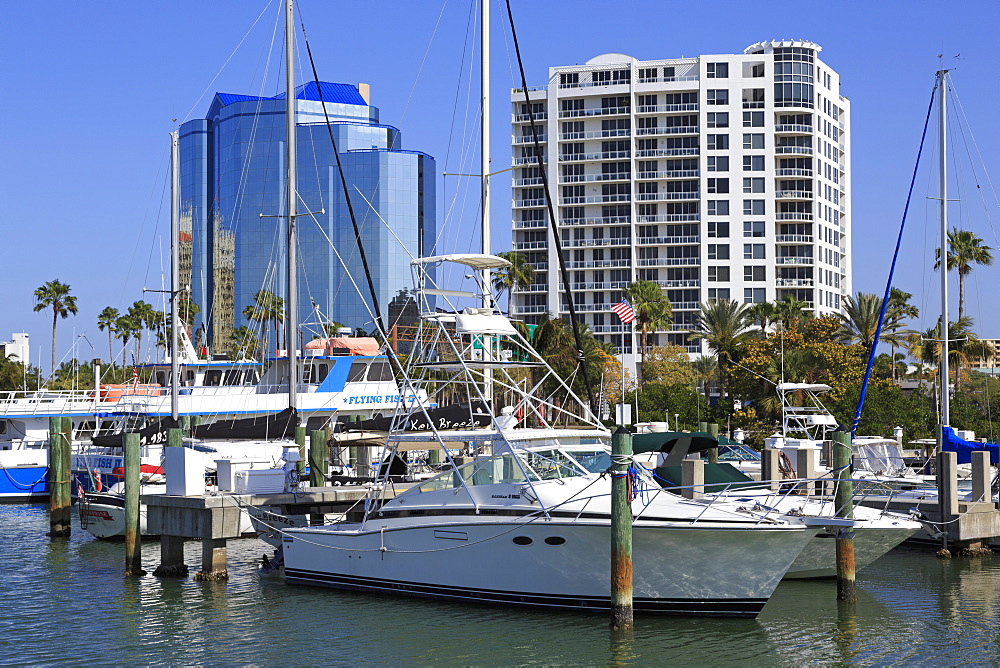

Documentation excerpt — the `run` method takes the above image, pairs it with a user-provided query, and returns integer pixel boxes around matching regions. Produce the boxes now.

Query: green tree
[97,306,120,366]
[115,314,140,366]
[243,290,285,356]
[640,344,695,386]
[837,292,904,351]
[772,295,813,331]
[626,280,673,354]
[745,301,777,333]
[126,300,156,362]
[935,227,994,322]
[229,326,261,361]
[886,288,919,382]
[32,279,78,375]
[691,354,718,398]
[0,355,40,393]
[492,251,535,313]
[688,300,755,412]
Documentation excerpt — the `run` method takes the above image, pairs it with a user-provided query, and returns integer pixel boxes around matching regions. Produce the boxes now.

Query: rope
[0,465,49,490]
[851,84,937,437]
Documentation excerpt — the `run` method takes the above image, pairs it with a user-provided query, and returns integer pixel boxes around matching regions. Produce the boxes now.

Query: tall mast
[938,69,949,429]
[284,0,299,409]
[481,0,493,403]
[170,131,180,422]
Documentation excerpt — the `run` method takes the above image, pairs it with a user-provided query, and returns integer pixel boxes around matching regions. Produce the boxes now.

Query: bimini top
[411,254,511,269]
[776,382,832,393]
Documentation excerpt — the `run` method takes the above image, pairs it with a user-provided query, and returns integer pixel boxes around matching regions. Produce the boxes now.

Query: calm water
[3,504,999,666]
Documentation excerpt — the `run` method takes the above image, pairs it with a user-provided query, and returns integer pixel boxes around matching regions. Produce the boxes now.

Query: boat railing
[0,389,112,415]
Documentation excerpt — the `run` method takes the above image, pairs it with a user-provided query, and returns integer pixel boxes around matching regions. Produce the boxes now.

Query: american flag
[610,300,636,324]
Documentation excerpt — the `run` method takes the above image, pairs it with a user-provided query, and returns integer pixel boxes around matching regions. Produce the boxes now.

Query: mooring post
[295,426,307,477]
[195,538,228,581]
[610,426,634,631]
[698,421,708,433]
[152,426,188,577]
[124,432,145,576]
[309,429,327,487]
[680,458,704,500]
[47,417,71,537]
[707,422,720,464]
[832,428,856,603]
[762,448,781,491]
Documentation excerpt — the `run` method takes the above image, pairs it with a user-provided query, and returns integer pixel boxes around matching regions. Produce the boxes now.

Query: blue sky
[4,0,1000,373]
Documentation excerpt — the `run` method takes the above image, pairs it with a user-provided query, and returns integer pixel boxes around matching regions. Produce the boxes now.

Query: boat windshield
[563,450,612,473]
[414,452,540,493]
[718,445,761,462]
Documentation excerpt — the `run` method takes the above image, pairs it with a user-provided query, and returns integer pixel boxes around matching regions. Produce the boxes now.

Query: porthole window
[512,536,533,546]
[544,536,566,546]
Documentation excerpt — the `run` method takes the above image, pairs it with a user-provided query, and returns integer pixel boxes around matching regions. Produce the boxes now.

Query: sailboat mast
[481,0,493,403]
[285,0,299,409]
[938,69,949,428]
[170,131,180,422]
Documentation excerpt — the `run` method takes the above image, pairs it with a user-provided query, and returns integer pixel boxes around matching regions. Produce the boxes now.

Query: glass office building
[179,81,435,349]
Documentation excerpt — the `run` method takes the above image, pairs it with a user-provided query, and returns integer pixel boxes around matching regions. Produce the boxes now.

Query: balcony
[520,283,548,292]
[558,150,631,162]
[513,177,544,186]
[776,278,814,287]
[590,325,632,333]
[657,279,700,287]
[775,190,813,200]
[559,173,630,184]
[636,126,699,136]
[636,235,700,245]
[561,281,631,291]
[774,124,813,134]
[775,234,814,244]
[635,147,699,158]
[775,256,814,265]
[635,191,699,201]
[512,156,542,166]
[775,146,813,155]
[636,257,699,267]
[636,213,700,223]
[636,170,700,180]
[512,240,548,250]
[512,111,548,123]
[775,168,813,177]
[558,106,630,119]
[560,194,631,205]
[567,259,631,268]
[558,129,631,141]
[515,305,549,314]
[513,134,546,145]
[513,219,547,229]
[560,216,631,227]
[635,103,700,114]
[776,212,814,221]
[513,198,548,208]
[671,301,700,310]
[635,74,700,85]
[560,238,631,248]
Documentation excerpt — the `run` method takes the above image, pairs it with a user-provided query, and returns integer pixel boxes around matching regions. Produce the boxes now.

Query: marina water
[5,503,999,665]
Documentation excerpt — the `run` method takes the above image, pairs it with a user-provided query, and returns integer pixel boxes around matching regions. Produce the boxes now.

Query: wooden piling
[46,417,72,537]
[609,426,633,631]
[707,422,719,464]
[832,429,856,603]
[762,448,781,491]
[309,429,327,487]
[124,432,145,576]
[295,426,307,476]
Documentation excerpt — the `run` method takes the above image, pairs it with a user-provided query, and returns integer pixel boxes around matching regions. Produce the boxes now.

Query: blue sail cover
[941,426,1000,464]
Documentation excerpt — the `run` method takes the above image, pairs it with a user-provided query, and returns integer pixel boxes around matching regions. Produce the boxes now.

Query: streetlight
[674,413,680,432]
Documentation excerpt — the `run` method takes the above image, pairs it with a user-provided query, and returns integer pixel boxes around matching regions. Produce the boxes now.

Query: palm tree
[115,314,140,366]
[691,354,718,398]
[837,292,903,351]
[935,227,994,322]
[126,301,156,362]
[229,326,260,361]
[772,295,813,331]
[908,316,992,393]
[243,290,285,356]
[886,288,919,382]
[688,300,755,411]
[32,279,79,374]
[626,280,673,354]
[492,251,535,313]
[745,301,777,333]
[97,306,120,365]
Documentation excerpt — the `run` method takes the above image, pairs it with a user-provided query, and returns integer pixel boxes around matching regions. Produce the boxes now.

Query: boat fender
[93,469,102,492]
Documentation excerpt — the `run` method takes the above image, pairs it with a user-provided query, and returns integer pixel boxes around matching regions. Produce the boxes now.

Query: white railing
[635,148,699,157]
[558,129,631,141]
[776,212,814,221]
[560,238,630,248]
[636,235,700,245]
[775,168,813,177]
[512,240,548,250]
[513,177,544,186]
[636,257,699,267]
[636,126,699,136]
[513,198,548,208]
[566,259,631,268]
[774,124,813,133]
[776,256,814,265]
[559,173,630,184]
[775,190,813,199]
[636,191,699,201]
[775,234,814,243]
[558,106,630,118]
[512,112,548,122]
[636,103,700,113]
[637,214,700,223]
[636,75,700,84]
[513,135,546,145]
[636,170,700,180]
[513,219,547,229]
[775,146,813,155]
[776,278,814,286]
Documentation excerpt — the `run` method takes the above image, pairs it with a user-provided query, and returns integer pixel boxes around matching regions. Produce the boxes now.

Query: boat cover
[941,426,1000,464]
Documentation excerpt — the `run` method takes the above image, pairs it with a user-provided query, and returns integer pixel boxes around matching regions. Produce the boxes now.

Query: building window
[707,156,729,172]
[638,67,658,81]
[744,266,766,281]
[559,72,579,86]
[743,155,765,171]
[743,199,765,216]
[744,288,766,303]
[743,133,765,149]
[743,244,766,260]
[707,200,730,216]
[708,266,730,282]
[742,111,764,127]
[743,177,765,193]
[706,112,729,128]
[706,62,729,78]
[743,221,765,237]
[708,221,729,238]
[707,89,729,105]
[707,178,729,194]
[707,288,731,300]
[707,134,729,150]
[707,244,730,260]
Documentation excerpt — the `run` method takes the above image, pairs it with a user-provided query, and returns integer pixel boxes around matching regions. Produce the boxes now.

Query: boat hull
[283,518,813,618]
[0,464,49,501]
[785,526,919,579]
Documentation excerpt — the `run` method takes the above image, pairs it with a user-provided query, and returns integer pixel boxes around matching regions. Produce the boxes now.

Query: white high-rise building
[510,40,851,357]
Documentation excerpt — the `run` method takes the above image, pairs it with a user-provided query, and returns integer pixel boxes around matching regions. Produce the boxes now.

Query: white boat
[278,254,817,618]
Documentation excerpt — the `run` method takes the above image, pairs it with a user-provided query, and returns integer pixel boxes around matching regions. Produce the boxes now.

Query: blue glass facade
[179,82,434,348]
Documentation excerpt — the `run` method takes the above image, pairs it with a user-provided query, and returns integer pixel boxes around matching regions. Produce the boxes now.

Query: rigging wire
[503,0,596,414]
